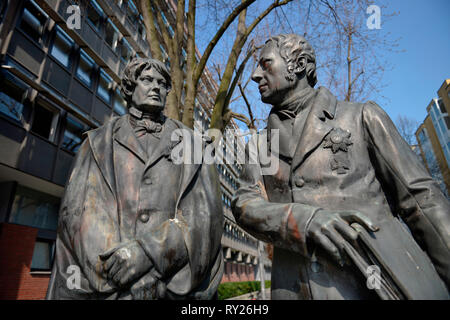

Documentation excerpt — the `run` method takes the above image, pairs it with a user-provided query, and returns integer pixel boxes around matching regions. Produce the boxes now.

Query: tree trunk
[182,0,197,128]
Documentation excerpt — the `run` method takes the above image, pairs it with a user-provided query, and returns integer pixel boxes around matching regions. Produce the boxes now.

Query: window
[9,185,60,231]
[437,99,447,114]
[417,129,428,146]
[431,103,440,120]
[127,0,138,26]
[31,240,55,271]
[87,0,104,32]
[50,26,74,68]
[0,74,27,122]
[19,0,48,43]
[62,116,84,153]
[120,38,132,62]
[76,49,95,87]
[97,69,112,103]
[113,88,127,115]
[445,116,450,130]
[138,16,146,40]
[31,103,55,140]
[105,19,119,51]
[438,118,446,135]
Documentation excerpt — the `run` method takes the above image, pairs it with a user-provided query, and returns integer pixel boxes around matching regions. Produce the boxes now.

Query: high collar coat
[232,87,450,299]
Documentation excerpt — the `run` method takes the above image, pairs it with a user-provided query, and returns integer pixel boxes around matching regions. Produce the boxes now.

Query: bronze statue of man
[232,34,450,299]
[46,58,223,299]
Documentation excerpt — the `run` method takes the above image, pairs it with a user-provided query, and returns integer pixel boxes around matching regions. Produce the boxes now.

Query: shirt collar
[271,86,316,119]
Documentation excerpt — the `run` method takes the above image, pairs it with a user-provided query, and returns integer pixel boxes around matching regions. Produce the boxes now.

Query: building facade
[0,0,269,299]
[415,79,450,197]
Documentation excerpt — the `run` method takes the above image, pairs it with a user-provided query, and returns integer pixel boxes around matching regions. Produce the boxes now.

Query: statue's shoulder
[83,115,124,150]
[85,115,123,136]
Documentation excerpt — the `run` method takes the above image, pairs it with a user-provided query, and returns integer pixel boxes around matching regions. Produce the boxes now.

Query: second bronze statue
[46,58,224,300]
[232,34,450,300]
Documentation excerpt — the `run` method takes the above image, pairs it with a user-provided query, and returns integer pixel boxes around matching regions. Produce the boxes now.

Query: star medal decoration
[323,128,352,174]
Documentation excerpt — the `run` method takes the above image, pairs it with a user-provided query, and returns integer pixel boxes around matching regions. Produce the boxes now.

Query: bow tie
[134,119,163,137]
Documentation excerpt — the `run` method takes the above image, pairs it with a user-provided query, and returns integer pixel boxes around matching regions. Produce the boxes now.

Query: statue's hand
[130,273,167,300]
[99,240,152,288]
[306,210,379,266]
[130,273,158,300]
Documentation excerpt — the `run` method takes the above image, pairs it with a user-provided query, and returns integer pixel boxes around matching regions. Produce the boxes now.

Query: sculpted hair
[121,57,172,105]
[266,34,317,87]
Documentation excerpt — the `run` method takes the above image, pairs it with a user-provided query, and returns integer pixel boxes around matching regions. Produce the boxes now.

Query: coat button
[139,213,149,223]
[144,178,152,185]
[294,176,305,188]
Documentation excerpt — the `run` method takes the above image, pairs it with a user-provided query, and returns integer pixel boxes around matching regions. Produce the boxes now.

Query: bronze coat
[47,115,224,299]
[232,87,450,299]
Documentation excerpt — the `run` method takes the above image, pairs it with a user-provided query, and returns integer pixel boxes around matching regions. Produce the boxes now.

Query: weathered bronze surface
[46,58,224,299]
[232,34,450,300]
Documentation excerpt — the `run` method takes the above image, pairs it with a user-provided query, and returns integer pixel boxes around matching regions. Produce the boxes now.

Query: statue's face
[131,67,168,113]
[252,42,295,105]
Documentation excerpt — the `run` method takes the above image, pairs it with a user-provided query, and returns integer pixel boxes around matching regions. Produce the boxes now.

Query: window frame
[86,0,104,34]
[104,18,120,53]
[30,98,59,142]
[76,49,96,89]
[9,184,61,232]
[30,238,55,272]
[113,88,127,116]
[18,0,49,45]
[0,72,29,124]
[97,68,113,104]
[120,37,133,63]
[49,26,74,69]
[61,114,85,154]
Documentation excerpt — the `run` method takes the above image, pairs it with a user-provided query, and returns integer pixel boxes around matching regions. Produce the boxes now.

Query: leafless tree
[138,0,401,134]
[395,115,419,146]
[297,0,402,103]
[224,0,402,132]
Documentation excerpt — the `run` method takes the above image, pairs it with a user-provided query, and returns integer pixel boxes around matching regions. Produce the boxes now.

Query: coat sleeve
[232,134,321,257]
[47,138,120,299]
[362,101,450,287]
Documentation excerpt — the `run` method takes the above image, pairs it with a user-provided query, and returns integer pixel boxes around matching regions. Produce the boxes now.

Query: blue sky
[197,0,449,128]
[369,0,450,123]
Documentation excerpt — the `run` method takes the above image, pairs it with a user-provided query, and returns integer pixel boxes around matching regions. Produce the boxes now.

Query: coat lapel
[113,115,148,163]
[144,118,179,169]
[86,116,121,198]
[291,87,337,172]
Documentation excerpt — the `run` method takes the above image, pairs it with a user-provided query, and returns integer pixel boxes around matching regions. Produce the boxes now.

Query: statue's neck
[128,106,164,123]
[276,86,315,110]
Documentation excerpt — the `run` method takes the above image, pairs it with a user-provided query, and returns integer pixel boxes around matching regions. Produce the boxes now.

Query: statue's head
[252,34,317,105]
[121,57,171,115]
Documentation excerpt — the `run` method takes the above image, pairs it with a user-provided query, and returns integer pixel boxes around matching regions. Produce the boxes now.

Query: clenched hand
[307,210,379,266]
[99,240,153,288]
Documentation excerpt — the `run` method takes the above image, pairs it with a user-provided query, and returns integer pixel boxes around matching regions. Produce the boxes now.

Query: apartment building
[415,79,450,197]
[0,0,269,299]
